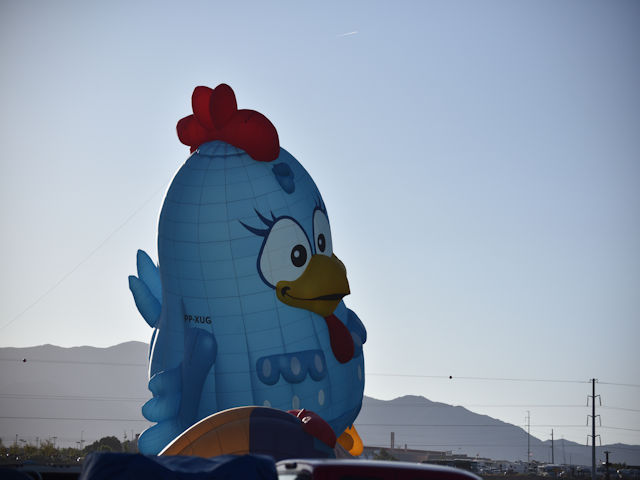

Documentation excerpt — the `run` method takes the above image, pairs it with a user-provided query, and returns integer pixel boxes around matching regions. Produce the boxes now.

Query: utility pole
[604,451,610,480]
[527,411,531,471]
[592,379,596,480]
[551,429,554,464]
[587,378,601,480]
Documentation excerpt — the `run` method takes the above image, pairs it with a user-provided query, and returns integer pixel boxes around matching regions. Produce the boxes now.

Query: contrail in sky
[337,31,359,37]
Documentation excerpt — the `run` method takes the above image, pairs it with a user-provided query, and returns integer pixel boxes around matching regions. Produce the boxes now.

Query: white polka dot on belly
[290,356,301,375]
[262,359,272,378]
[314,354,323,372]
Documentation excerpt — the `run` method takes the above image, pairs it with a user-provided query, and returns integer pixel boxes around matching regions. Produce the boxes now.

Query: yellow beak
[276,254,350,317]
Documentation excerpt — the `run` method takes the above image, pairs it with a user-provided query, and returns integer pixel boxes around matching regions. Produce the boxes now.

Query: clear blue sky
[1,1,638,446]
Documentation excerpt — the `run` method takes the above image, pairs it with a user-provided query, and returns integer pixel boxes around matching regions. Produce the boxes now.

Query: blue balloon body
[130,141,366,454]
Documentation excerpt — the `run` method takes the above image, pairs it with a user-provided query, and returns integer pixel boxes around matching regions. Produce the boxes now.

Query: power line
[0,181,168,333]
[368,373,449,380]
[3,415,636,432]
[0,358,147,367]
[365,402,640,411]
[368,373,588,384]
[366,403,588,408]
[599,382,640,388]
[600,426,640,432]
[2,394,639,415]
[593,445,640,452]
[2,357,638,390]
[601,406,640,413]
[0,395,587,408]
[3,359,639,391]
[357,423,522,428]
[353,423,640,430]
[0,393,147,402]
[0,361,598,385]
[463,404,585,408]
[368,443,640,451]
[0,416,150,422]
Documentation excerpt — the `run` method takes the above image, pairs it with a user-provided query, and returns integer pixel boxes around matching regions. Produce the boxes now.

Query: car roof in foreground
[277,458,482,480]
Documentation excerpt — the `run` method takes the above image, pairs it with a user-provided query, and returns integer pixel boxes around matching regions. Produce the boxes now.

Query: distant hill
[355,395,640,464]
[1,343,638,465]
[0,342,152,448]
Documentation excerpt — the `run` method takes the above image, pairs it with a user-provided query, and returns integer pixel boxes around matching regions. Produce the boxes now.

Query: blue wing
[129,252,219,454]
[138,327,218,454]
[128,250,162,328]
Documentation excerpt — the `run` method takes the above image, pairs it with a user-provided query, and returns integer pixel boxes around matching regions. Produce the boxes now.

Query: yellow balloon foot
[337,425,363,457]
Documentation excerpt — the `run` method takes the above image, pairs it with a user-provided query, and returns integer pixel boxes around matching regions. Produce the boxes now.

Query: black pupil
[291,245,307,267]
[318,234,326,252]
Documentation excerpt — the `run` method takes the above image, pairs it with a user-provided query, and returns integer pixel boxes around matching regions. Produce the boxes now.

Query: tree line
[0,436,138,465]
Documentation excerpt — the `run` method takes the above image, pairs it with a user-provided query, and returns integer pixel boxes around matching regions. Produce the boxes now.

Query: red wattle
[324,314,354,364]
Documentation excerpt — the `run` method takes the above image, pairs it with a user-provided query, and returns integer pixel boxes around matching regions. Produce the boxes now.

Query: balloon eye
[290,245,308,267]
[256,217,311,288]
[313,208,333,257]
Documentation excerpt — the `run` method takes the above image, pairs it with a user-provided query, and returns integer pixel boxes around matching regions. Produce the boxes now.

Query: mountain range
[355,395,639,465]
[1,342,638,465]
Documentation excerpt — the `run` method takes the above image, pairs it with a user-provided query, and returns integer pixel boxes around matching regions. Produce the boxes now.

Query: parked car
[618,469,640,480]
[276,459,483,480]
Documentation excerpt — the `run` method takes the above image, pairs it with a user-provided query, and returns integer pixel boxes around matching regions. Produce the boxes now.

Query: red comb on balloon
[176,84,280,162]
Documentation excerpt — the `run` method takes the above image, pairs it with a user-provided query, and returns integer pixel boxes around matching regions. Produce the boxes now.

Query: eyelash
[239,209,277,238]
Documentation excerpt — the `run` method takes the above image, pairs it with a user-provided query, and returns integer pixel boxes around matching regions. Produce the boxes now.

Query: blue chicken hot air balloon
[129,84,366,456]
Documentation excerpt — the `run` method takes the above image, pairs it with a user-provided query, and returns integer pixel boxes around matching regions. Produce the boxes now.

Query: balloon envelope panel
[160,406,333,461]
